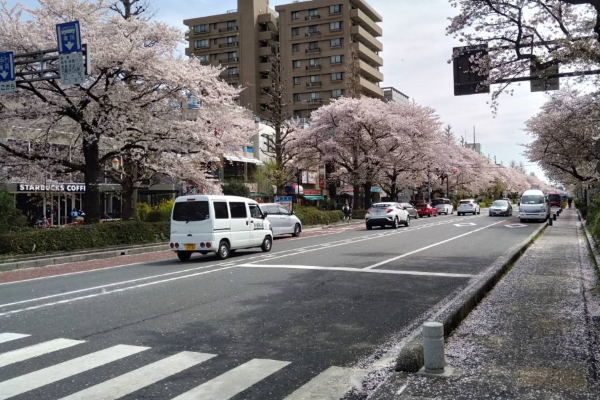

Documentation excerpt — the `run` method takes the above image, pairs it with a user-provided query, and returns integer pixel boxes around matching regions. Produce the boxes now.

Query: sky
[9,0,561,181]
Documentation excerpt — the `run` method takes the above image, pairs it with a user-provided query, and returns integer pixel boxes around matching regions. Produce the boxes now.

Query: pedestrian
[568,198,572,209]
[70,209,79,223]
[342,203,351,223]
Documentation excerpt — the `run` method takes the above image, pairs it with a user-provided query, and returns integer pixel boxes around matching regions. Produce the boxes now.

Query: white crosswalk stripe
[0,344,148,400]
[0,338,84,368]
[60,351,217,400]
[283,366,365,400]
[0,333,29,344]
[172,358,291,400]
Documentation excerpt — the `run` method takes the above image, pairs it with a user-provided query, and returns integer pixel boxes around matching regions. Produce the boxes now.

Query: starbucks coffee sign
[17,183,86,193]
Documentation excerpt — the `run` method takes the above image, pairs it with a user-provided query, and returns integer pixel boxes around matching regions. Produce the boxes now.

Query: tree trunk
[82,140,101,224]
[390,181,398,202]
[120,159,139,221]
[363,182,372,210]
[353,184,360,209]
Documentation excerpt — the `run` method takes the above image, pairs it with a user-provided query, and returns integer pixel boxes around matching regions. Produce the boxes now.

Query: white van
[518,189,549,222]
[169,195,273,261]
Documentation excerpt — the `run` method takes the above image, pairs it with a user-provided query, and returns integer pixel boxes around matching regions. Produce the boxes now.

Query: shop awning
[303,195,324,201]
[223,155,264,165]
[250,193,269,198]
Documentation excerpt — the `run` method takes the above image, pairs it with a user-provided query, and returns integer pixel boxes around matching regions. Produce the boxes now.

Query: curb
[578,209,600,271]
[393,220,549,374]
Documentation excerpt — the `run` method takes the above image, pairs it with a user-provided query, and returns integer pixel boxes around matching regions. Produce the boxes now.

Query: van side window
[249,204,263,218]
[229,202,247,218]
[214,202,229,219]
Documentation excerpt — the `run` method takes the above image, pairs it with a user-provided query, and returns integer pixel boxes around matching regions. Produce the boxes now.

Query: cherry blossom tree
[0,0,252,223]
[448,1,600,106]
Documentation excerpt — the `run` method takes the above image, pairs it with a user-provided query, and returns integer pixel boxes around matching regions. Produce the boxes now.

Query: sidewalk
[373,209,600,399]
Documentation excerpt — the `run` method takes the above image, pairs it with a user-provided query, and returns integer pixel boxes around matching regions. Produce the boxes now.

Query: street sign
[56,21,82,54]
[0,51,16,94]
[58,52,85,85]
[454,222,477,227]
[530,63,559,92]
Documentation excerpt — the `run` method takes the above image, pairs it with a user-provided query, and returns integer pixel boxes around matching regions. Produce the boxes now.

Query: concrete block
[422,322,445,373]
[395,337,424,373]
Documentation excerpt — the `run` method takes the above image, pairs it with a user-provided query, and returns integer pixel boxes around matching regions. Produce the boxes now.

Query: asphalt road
[0,210,542,400]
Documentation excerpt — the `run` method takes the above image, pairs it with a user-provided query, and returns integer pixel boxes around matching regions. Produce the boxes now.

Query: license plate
[184,244,195,251]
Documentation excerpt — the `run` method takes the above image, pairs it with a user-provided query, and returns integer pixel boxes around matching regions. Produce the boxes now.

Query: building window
[332,89,343,98]
[293,60,301,69]
[292,11,299,20]
[330,4,341,14]
[330,38,342,48]
[227,20,236,30]
[308,9,319,18]
[292,27,300,36]
[213,38,218,45]
[308,25,319,35]
[228,51,237,61]
[309,41,319,50]
[228,67,238,76]
[309,58,319,67]
[199,54,209,63]
[294,93,302,102]
[194,24,208,34]
[194,39,209,48]
[310,75,320,83]
[330,55,342,64]
[227,36,236,45]
[331,72,343,81]
[293,77,301,85]
[292,43,300,52]
[213,23,218,30]
[330,21,341,31]
[310,92,321,100]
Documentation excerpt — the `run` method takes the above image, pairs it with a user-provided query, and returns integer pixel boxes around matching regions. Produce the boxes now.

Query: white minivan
[519,189,549,222]
[169,195,273,261]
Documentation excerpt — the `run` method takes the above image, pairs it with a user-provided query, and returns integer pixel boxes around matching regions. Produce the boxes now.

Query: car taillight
[386,208,394,213]
[175,243,179,248]
[206,242,212,248]
[169,243,174,249]
[200,242,205,248]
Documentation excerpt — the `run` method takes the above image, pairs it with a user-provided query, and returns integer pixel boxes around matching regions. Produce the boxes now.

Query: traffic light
[453,45,490,96]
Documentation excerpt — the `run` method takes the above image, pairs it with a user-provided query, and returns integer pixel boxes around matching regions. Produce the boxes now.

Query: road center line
[364,220,504,270]
[238,264,474,278]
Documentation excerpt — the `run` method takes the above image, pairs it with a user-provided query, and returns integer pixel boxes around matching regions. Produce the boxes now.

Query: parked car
[400,203,419,219]
[432,198,453,215]
[489,199,513,216]
[169,195,272,261]
[259,203,302,237]
[457,199,481,216]
[415,203,437,217]
[519,189,550,222]
[548,193,562,208]
[365,202,410,230]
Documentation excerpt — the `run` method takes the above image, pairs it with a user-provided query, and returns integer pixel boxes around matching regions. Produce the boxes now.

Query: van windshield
[173,201,210,222]
[521,195,544,205]
[548,194,560,200]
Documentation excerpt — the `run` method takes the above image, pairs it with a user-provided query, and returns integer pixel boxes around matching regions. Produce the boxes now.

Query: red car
[415,203,437,217]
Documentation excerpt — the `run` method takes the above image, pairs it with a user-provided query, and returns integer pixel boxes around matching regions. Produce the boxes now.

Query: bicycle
[343,214,351,223]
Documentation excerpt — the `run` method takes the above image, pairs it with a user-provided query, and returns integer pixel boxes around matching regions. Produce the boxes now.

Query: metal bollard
[422,322,445,374]
[549,217,553,226]
[553,213,557,221]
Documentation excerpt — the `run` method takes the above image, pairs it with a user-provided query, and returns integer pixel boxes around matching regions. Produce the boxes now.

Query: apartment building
[276,0,384,118]
[183,0,278,113]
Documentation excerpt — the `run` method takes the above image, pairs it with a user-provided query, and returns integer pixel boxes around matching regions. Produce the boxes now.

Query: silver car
[259,203,303,237]
[489,200,513,216]
[400,203,419,219]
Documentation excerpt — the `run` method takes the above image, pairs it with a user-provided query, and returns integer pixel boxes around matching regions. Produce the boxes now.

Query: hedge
[0,221,169,255]
[292,206,344,226]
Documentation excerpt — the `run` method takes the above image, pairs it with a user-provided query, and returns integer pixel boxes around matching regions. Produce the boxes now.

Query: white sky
[12,0,575,181]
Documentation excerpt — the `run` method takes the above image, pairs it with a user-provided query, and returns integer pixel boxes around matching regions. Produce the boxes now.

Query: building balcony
[259,46,276,57]
[305,14,320,20]
[258,30,277,42]
[306,81,321,88]
[350,25,383,52]
[359,77,384,98]
[259,62,271,72]
[308,98,323,105]
[305,47,321,54]
[260,78,271,87]
[224,73,240,80]
[219,26,238,32]
[352,42,383,67]
[257,12,278,31]
[219,42,239,48]
[350,8,382,37]
[359,60,383,82]
[306,64,321,70]
[350,0,383,23]
[305,31,321,37]
[220,57,239,64]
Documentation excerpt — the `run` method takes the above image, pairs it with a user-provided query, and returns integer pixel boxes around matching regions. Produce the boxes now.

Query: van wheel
[366,224,372,230]
[177,251,192,262]
[261,236,272,252]
[292,224,301,237]
[216,241,230,260]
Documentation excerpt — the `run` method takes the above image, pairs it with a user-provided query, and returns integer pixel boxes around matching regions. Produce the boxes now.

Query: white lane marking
[0,266,235,318]
[59,351,216,400]
[0,338,84,368]
[0,344,148,400]
[506,223,527,228]
[173,358,290,400]
[239,264,474,278]
[0,332,29,344]
[364,220,504,270]
[283,366,365,400]
[454,222,477,227]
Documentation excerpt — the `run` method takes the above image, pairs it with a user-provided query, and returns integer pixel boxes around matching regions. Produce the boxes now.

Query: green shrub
[222,180,250,197]
[292,205,343,226]
[136,202,151,222]
[479,202,487,209]
[352,209,367,219]
[137,199,173,222]
[0,190,26,233]
[0,221,169,255]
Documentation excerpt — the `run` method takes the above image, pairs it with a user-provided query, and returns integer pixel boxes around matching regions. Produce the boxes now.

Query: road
[0,211,541,400]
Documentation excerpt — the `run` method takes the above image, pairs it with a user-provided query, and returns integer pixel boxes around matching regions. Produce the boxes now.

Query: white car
[259,203,303,237]
[433,198,453,215]
[519,189,550,222]
[457,199,481,216]
[365,202,410,230]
